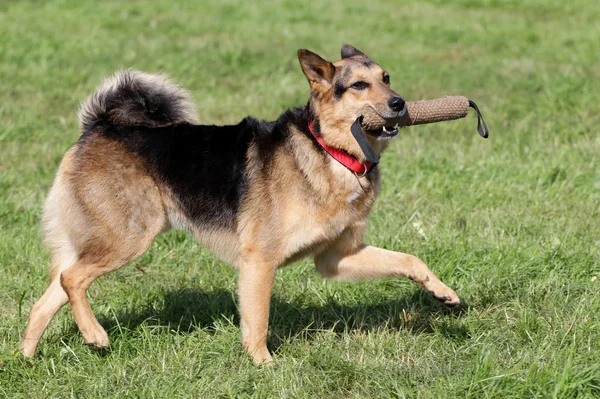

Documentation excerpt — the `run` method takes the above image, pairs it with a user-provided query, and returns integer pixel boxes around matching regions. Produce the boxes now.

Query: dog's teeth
[393,123,398,129]
[382,126,388,132]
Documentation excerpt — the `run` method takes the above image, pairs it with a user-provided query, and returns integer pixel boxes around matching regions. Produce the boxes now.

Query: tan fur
[21,48,460,364]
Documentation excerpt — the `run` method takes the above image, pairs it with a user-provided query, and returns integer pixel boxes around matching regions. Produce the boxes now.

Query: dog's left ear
[298,49,335,88]
[341,44,366,59]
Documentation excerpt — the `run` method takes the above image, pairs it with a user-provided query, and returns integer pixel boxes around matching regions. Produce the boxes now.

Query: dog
[20,44,460,364]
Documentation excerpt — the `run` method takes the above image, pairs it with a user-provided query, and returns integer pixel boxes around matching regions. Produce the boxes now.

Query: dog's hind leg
[20,166,79,357]
[59,255,134,349]
[20,272,70,357]
[20,248,141,355]
[53,208,164,350]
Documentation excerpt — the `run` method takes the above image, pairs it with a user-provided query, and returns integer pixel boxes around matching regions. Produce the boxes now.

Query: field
[1,0,599,397]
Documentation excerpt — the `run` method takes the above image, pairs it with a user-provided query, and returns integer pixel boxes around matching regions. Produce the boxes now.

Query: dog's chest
[346,186,362,204]
[282,176,374,257]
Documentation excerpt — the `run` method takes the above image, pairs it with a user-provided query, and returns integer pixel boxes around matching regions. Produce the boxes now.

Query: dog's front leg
[238,252,276,364]
[315,230,460,306]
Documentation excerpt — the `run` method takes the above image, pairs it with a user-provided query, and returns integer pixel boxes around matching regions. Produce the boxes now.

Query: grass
[1,0,599,397]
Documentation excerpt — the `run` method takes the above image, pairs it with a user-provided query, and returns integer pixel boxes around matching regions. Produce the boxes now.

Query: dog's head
[298,44,404,159]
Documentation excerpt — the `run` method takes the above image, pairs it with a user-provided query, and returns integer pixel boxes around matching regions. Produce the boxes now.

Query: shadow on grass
[95,287,470,352]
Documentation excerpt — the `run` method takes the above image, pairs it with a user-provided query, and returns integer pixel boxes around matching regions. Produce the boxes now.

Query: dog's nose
[388,96,405,112]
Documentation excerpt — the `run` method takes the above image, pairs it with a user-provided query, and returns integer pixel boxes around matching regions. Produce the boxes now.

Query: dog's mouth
[365,122,399,140]
[359,104,406,140]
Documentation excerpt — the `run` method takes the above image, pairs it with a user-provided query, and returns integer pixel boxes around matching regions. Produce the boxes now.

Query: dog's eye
[351,81,370,90]
[383,73,390,86]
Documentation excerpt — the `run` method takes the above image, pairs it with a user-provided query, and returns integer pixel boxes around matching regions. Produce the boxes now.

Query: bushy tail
[77,69,200,132]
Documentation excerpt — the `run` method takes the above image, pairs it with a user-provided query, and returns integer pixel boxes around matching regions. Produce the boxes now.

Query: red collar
[308,121,372,175]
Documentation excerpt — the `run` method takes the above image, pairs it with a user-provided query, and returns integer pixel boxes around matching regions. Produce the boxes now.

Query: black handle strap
[468,100,489,139]
[351,117,380,168]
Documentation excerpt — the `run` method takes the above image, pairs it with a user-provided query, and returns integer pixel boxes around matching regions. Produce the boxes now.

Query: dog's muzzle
[359,104,407,140]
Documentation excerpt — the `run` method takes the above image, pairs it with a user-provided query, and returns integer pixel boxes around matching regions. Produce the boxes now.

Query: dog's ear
[297,49,335,88]
[341,44,366,59]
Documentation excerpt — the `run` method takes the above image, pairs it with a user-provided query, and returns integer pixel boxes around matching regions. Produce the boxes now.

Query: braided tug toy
[350,96,489,171]
[361,96,489,137]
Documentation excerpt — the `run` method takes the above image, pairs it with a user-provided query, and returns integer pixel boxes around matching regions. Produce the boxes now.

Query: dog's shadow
[96,287,469,351]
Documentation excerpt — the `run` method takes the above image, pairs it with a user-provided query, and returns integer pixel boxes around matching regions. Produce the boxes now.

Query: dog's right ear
[341,44,366,59]
[297,49,335,89]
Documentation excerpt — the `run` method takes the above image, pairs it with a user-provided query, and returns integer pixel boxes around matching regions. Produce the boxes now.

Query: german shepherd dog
[20,45,460,364]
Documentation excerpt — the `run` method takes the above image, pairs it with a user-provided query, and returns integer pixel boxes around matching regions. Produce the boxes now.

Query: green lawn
[1,0,599,397]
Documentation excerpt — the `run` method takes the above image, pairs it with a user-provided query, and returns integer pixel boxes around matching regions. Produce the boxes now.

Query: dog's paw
[82,328,110,350]
[249,347,274,366]
[431,290,461,307]
[254,354,274,366]
[424,280,461,307]
[19,339,39,358]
